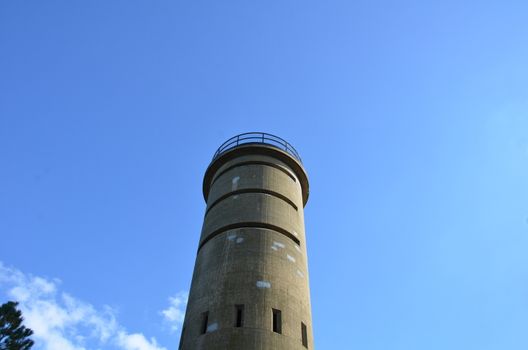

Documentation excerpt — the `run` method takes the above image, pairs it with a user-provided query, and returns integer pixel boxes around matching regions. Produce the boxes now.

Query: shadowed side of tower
[179,133,313,350]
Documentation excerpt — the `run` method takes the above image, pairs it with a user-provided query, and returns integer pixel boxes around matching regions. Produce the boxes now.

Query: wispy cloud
[116,332,165,350]
[0,262,166,350]
[160,291,188,333]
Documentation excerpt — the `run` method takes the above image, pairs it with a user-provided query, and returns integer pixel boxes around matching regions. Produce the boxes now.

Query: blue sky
[1,1,528,349]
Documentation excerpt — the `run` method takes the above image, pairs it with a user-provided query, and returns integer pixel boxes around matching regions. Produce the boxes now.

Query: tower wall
[180,142,313,350]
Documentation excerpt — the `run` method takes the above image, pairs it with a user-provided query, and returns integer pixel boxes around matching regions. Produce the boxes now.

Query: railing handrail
[212,132,302,163]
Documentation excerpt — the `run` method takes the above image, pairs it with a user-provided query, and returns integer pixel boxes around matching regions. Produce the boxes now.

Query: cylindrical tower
[179,132,313,350]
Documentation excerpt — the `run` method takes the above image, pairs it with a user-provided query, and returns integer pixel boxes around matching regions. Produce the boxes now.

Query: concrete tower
[179,132,313,350]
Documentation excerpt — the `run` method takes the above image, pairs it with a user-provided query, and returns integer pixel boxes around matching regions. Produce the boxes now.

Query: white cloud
[0,262,166,350]
[160,291,188,333]
[116,332,165,350]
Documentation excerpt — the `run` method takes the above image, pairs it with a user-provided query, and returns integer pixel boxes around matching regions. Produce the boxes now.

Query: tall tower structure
[179,132,313,350]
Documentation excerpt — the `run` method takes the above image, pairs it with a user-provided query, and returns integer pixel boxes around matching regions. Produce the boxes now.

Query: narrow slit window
[235,304,244,327]
[272,309,282,334]
[201,312,209,334]
[301,322,308,348]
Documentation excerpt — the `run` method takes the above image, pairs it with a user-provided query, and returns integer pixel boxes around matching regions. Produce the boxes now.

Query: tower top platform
[203,132,309,206]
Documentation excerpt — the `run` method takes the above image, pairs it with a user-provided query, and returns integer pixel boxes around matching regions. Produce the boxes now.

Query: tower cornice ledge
[203,144,310,206]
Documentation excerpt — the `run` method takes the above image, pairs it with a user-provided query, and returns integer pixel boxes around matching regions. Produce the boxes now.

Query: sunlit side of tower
[179,133,313,350]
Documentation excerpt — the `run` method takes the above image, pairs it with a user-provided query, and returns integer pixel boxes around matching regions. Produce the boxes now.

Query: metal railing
[212,132,302,163]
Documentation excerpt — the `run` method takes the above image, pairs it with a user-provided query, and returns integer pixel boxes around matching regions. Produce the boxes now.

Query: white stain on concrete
[256,281,271,289]
[272,241,285,249]
[292,230,299,237]
[271,246,278,251]
[297,270,304,278]
[232,176,240,190]
[236,237,244,244]
[287,254,296,263]
[294,245,301,253]
[227,234,237,241]
[207,322,218,332]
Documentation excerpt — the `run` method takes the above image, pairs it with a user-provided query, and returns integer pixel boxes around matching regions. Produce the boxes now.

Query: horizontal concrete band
[210,160,297,188]
[205,189,298,215]
[198,222,301,253]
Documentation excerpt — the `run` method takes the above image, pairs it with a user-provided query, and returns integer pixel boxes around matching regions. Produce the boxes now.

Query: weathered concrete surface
[180,144,313,350]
